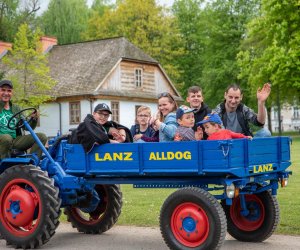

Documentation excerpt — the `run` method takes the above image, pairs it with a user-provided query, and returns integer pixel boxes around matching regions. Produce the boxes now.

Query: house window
[111,101,119,123]
[135,68,143,87]
[69,102,81,124]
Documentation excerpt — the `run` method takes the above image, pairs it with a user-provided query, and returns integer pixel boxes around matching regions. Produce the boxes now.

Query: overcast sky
[38,0,174,14]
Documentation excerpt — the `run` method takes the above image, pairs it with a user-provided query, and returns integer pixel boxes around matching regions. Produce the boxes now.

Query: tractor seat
[10,149,26,157]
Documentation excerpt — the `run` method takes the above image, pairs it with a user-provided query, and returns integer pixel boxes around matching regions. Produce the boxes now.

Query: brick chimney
[0,41,12,58]
[40,36,57,53]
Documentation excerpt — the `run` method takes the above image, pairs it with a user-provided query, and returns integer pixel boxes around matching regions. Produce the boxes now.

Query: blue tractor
[0,108,292,249]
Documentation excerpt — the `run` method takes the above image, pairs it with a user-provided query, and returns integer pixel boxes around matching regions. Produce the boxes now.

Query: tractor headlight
[226,183,235,198]
[281,178,288,187]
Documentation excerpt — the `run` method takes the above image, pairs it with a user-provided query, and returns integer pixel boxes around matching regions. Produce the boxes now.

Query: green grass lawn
[117,136,300,235]
[276,136,300,234]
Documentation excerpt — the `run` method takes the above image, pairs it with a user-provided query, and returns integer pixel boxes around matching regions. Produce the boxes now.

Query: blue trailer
[0,109,292,250]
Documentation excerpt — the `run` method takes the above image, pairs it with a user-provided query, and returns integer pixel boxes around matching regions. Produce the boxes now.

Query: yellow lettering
[113,153,123,161]
[184,151,191,160]
[161,152,168,160]
[95,153,103,161]
[124,152,133,161]
[253,164,274,173]
[103,153,112,161]
[156,152,161,160]
[167,152,174,160]
[175,152,182,160]
[148,151,192,161]
[149,152,156,160]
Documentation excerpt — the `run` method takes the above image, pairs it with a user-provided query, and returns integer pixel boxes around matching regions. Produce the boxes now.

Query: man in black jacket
[186,86,211,139]
[75,103,132,153]
[214,83,271,137]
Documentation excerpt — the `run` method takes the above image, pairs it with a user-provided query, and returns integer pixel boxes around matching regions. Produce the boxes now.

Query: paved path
[1,223,300,249]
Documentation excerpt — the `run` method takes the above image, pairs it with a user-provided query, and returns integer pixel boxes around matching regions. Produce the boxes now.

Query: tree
[171,0,261,105]
[199,0,261,108]
[84,0,184,86]
[0,0,40,42]
[172,0,206,96]
[238,0,300,102]
[41,0,89,44]
[90,0,113,16]
[2,23,56,108]
[238,0,300,132]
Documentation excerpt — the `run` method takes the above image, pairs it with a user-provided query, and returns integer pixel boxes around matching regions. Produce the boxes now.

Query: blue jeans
[254,128,271,137]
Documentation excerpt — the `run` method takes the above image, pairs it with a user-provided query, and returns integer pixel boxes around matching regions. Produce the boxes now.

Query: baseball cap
[94,103,112,114]
[0,79,13,89]
[197,113,222,126]
[176,105,196,119]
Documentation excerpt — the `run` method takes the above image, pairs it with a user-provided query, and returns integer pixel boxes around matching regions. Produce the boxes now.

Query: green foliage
[90,0,114,16]
[84,0,184,87]
[41,0,89,44]
[2,23,56,108]
[0,0,40,42]
[172,0,205,96]
[0,71,5,80]
[238,0,300,105]
[201,0,261,108]
[172,0,261,107]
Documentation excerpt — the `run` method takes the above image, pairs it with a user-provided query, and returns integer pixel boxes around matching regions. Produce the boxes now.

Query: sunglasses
[158,92,175,101]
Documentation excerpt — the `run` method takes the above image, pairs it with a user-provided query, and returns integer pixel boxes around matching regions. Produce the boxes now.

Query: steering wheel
[7,108,37,130]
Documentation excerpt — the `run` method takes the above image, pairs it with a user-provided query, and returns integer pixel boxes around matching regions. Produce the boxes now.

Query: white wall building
[28,37,183,137]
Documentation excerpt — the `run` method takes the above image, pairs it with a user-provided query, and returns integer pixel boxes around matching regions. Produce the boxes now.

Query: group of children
[175,105,252,141]
[130,104,251,143]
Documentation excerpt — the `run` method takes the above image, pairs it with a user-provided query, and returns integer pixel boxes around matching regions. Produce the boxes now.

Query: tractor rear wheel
[0,165,61,249]
[64,184,122,234]
[221,191,279,242]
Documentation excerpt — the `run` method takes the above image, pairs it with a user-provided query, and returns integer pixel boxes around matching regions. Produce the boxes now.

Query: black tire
[160,187,226,250]
[221,191,279,242]
[64,184,122,234]
[0,165,61,249]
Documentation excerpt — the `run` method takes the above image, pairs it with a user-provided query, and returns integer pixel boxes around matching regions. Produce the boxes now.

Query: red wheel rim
[171,202,209,247]
[230,195,265,231]
[0,178,41,236]
[70,185,108,225]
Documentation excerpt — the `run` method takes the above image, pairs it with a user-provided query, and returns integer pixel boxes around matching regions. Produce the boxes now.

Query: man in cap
[0,79,47,159]
[75,103,132,152]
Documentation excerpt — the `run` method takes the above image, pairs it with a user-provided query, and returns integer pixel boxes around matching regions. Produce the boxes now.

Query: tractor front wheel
[0,165,61,249]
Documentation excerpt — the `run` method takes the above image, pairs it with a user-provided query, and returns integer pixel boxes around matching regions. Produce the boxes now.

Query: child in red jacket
[197,113,252,140]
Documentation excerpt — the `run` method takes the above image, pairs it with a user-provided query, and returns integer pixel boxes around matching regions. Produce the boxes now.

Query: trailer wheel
[0,165,61,249]
[221,191,279,242]
[64,184,122,234]
[160,187,226,250]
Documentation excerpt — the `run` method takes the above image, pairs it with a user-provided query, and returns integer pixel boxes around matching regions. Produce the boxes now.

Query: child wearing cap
[174,105,203,141]
[197,113,252,140]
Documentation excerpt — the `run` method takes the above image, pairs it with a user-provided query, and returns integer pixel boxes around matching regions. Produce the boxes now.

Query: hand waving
[257,83,271,103]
